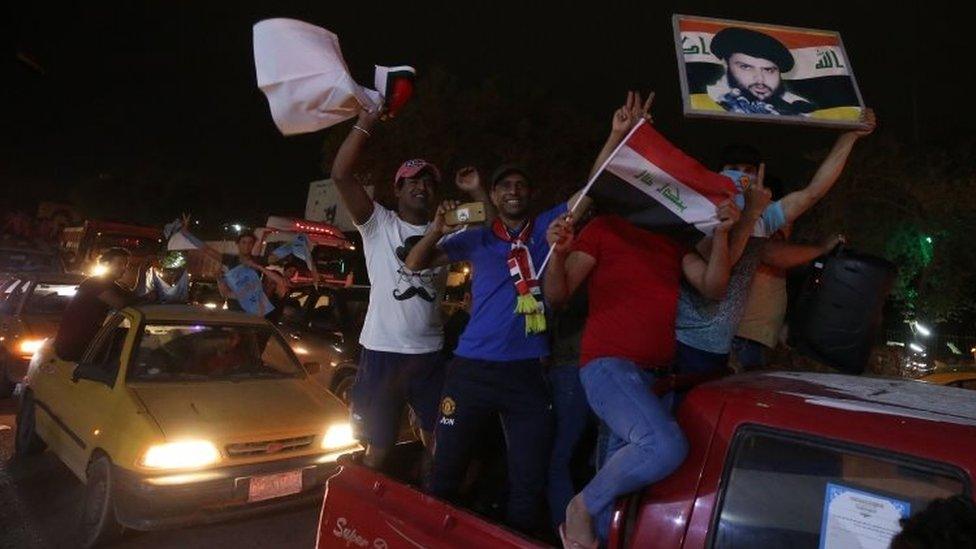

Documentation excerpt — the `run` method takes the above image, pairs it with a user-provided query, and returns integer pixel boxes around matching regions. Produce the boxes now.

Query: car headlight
[321,423,357,450]
[18,338,44,359]
[141,440,221,469]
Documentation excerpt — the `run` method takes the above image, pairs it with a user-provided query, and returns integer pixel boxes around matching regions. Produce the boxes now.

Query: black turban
[711,27,794,72]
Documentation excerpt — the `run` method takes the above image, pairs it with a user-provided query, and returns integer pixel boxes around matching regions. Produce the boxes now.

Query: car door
[55,314,133,476]
[700,426,970,549]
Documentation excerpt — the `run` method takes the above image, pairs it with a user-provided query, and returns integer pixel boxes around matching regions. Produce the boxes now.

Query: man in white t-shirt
[331,107,489,469]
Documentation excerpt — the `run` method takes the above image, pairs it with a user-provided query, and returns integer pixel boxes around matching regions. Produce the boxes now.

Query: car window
[0,279,31,313]
[83,316,132,382]
[711,427,968,549]
[129,323,303,381]
[24,283,80,314]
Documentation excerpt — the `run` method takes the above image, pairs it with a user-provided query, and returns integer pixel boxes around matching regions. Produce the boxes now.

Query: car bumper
[112,451,349,531]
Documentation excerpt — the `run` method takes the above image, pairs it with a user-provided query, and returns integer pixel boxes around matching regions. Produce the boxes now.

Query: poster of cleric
[673,14,866,128]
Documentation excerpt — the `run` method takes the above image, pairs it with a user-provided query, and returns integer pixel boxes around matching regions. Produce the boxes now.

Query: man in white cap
[331,107,489,470]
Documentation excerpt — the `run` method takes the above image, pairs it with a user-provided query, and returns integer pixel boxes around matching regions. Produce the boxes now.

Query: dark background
[3,1,969,224]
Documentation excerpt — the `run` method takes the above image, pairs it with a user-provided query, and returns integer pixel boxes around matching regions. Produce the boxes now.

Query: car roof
[7,272,85,284]
[699,371,976,427]
[127,304,271,325]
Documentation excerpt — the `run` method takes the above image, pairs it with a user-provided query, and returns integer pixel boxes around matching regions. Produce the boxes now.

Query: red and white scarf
[492,218,546,334]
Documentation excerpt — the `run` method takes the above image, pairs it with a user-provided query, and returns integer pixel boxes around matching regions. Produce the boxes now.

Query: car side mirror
[72,363,115,386]
[303,361,321,375]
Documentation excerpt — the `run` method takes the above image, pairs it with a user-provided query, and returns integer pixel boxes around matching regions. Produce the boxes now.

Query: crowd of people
[46,89,875,547]
[327,89,876,548]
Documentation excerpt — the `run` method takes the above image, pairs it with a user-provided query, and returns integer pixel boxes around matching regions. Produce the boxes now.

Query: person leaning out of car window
[53,248,150,361]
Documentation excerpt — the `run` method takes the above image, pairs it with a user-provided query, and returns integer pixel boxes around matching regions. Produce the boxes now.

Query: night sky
[4,1,970,225]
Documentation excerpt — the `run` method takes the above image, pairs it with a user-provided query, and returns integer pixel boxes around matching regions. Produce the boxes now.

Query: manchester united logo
[440,397,456,416]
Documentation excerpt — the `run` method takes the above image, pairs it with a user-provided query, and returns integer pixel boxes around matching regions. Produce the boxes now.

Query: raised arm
[779,109,876,223]
[568,91,656,217]
[543,215,596,310]
[762,234,845,269]
[720,166,772,263]
[404,200,460,271]
[682,201,738,300]
[330,109,384,225]
[179,214,222,263]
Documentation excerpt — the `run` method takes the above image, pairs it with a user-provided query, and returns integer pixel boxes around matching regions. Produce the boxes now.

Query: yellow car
[918,370,976,390]
[16,305,360,547]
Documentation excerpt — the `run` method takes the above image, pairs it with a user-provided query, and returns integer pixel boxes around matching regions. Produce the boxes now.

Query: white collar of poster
[253,18,414,136]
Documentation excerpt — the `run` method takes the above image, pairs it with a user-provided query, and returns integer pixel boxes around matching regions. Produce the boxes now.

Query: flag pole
[537,119,646,274]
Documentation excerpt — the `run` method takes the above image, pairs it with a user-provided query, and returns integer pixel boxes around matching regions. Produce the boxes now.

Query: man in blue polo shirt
[406,164,589,534]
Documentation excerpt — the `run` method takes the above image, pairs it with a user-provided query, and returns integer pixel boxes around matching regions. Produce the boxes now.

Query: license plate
[248,470,303,502]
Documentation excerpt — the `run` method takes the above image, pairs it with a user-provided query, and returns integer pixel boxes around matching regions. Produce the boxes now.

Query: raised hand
[356,105,386,131]
[546,214,576,253]
[611,91,655,135]
[455,167,482,193]
[742,163,772,217]
[715,199,741,234]
[432,200,461,235]
[820,233,847,253]
[850,108,877,138]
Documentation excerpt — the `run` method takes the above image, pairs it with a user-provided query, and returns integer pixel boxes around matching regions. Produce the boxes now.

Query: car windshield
[25,283,79,314]
[129,323,303,382]
[0,249,56,272]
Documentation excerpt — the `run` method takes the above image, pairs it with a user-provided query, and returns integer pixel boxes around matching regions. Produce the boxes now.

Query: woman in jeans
[544,204,736,546]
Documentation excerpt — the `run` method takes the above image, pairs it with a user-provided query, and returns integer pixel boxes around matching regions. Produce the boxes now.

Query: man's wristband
[352,125,371,138]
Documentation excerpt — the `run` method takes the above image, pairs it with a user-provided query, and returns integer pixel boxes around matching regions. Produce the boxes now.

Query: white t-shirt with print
[356,202,447,353]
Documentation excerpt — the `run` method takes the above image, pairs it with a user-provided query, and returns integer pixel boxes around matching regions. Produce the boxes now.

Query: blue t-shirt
[441,203,568,361]
[676,177,788,354]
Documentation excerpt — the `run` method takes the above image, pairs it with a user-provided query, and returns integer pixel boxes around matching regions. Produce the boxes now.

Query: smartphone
[444,202,487,226]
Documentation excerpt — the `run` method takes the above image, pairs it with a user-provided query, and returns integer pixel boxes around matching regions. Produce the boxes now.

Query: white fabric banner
[253,18,384,135]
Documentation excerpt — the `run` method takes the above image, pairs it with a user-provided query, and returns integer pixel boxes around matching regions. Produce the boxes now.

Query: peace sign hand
[611,91,655,135]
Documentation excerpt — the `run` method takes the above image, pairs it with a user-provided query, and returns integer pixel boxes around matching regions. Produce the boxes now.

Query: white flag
[254,18,390,135]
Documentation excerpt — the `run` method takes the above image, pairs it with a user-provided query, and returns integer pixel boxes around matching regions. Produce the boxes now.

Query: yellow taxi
[16,305,360,547]
[918,369,976,390]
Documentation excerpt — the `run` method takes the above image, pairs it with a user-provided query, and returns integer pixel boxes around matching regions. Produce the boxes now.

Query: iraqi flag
[584,120,736,245]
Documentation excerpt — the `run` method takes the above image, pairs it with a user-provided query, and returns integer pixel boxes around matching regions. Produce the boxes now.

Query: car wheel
[0,363,14,398]
[14,391,46,458]
[333,372,356,405]
[79,456,125,548]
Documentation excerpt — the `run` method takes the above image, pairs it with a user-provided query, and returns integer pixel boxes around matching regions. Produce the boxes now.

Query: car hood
[129,378,347,442]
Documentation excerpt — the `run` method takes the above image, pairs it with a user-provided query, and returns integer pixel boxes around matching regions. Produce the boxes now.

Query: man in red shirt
[543,207,737,547]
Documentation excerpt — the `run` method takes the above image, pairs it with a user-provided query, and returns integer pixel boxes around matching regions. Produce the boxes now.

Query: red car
[314,372,976,548]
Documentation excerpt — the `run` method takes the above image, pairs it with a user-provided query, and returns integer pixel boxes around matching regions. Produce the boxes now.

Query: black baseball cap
[489,164,532,190]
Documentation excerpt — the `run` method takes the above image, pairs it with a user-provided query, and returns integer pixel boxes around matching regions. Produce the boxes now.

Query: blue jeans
[732,336,767,371]
[580,358,688,542]
[547,363,593,529]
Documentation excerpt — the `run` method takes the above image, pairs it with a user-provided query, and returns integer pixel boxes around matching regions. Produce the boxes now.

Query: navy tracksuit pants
[428,356,554,534]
